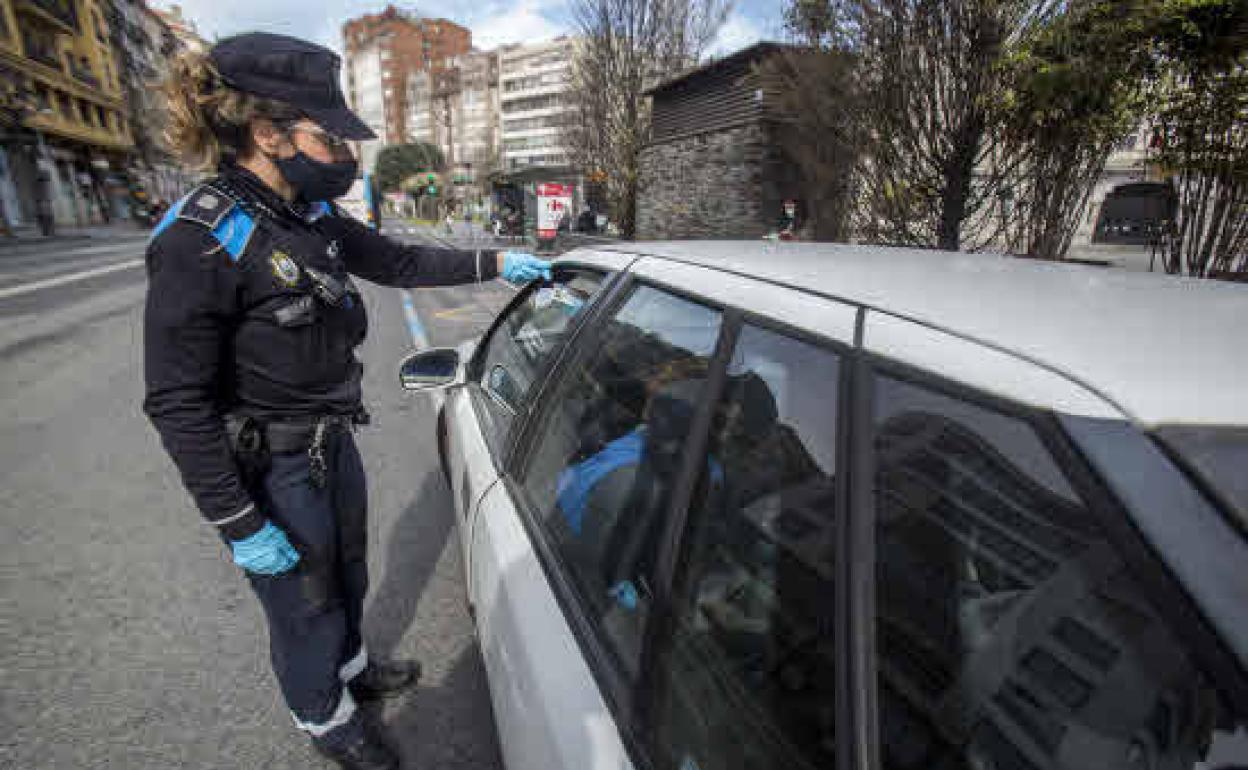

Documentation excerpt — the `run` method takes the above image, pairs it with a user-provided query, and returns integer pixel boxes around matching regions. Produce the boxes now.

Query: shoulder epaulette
[151,184,257,262]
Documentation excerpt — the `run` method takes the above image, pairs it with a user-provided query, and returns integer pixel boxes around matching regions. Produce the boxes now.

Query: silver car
[400,242,1248,770]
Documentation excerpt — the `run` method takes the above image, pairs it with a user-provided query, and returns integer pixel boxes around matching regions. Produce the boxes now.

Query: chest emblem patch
[270,251,301,287]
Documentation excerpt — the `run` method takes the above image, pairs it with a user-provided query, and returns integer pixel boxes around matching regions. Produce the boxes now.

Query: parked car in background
[398,242,1248,770]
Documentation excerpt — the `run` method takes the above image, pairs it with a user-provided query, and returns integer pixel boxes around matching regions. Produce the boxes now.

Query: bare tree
[847,0,1037,251]
[989,0,1154,259]
[1149,1,1248,278]
[568,0,732,238]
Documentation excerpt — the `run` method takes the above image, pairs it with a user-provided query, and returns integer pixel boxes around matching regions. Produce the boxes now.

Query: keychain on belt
[309,420,328,489]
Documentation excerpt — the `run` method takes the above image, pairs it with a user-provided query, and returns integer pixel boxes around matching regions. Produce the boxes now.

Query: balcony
[16,0,79,34]
[20,32,63,71]
[69,59,99,87]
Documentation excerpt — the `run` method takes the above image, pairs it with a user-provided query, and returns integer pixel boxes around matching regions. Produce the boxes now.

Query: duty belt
[226,411,369,489]
[262,413,365,454]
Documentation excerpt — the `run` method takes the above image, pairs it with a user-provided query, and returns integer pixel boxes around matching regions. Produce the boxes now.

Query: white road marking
[0,258,144,300]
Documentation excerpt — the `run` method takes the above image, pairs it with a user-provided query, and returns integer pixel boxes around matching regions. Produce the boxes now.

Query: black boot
[311,713,398,770]
[348,659,422,701]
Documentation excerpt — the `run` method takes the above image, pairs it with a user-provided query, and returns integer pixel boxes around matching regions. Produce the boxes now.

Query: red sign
[537,183,572,197]
[536,182,574,239]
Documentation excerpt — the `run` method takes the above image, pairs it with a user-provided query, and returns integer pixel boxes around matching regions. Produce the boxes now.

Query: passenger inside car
[553,377,720,645]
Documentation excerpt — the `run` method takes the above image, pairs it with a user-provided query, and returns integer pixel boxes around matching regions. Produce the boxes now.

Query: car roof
[571,241,1248,428]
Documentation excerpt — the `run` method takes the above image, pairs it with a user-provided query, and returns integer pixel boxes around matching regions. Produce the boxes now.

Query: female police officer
[143,32,551,770]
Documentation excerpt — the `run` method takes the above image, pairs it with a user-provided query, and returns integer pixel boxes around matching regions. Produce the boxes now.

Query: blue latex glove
[501,251,553,283]
[230,521,300,575]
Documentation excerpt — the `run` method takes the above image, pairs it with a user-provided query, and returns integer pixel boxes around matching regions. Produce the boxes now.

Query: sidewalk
[0,220,151,250]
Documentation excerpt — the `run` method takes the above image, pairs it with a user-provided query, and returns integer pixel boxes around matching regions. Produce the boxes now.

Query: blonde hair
[162,49,300,170]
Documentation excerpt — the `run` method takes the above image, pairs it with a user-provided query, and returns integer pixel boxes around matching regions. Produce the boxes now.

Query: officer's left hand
[499,251,553,283]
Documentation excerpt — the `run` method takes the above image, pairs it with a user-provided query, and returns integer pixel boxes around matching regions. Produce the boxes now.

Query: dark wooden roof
[646,42,790,144]
[645,42,787,97]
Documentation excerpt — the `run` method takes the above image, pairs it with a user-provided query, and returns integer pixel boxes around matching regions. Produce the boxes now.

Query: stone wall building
[638,43,800,241]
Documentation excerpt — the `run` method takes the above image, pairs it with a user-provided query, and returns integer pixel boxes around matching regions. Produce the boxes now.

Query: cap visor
[307,106,377,141]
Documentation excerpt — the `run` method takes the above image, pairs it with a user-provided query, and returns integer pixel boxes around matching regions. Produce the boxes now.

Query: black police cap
[209,32,376,140]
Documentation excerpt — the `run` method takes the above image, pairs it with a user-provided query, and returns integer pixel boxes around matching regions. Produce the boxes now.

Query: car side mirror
[398,348,461,391]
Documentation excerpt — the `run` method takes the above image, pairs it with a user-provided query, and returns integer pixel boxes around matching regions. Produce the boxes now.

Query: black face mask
[273,151,357,202]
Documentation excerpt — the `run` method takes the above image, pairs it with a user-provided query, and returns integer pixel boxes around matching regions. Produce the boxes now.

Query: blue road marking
[401,290,429,348]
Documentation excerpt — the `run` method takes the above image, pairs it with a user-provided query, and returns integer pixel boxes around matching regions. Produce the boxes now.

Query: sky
[154,0,785,58]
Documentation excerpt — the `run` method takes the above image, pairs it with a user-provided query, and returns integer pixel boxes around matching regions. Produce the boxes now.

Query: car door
[472,280,730,770]
[444,266,613,582]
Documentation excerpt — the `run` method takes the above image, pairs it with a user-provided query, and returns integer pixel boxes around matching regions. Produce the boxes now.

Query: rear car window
[872,375,1247,770]
[1154,425,1248,531]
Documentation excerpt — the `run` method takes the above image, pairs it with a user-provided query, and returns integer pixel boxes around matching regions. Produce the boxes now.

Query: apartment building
[406,49,498,205]
[342,6,470,152]
[146,3,205,52]
[0,0,135,227]
[497,37,575,172]
[111,0,199,204]
[345,41,388,174]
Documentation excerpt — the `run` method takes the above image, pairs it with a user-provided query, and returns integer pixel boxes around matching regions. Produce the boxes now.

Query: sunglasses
[287,124,351,152]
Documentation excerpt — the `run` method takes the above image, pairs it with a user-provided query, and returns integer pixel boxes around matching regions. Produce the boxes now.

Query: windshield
[1155,426,1248,531]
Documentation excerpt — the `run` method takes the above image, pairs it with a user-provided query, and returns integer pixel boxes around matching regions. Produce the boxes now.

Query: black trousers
[244,428,369,728]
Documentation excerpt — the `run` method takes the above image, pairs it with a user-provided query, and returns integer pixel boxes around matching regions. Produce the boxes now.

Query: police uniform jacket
[143,165,500,541]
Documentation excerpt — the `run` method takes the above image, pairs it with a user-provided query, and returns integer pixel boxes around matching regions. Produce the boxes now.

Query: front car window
[475,269,605,448]
[872,375,1247,770]
[520,284,724,675]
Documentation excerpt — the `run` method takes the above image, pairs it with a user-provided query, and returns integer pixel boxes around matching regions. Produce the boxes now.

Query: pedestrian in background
[143,32,551,770]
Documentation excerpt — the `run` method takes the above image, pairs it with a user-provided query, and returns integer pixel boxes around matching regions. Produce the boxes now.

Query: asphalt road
[1,220,515,769]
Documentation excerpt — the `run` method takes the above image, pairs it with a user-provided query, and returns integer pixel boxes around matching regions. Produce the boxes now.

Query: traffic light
[426,172,436,184]
[427,185,437,196]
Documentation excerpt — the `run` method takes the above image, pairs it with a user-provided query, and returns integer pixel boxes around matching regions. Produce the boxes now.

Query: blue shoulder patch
[211,207,256,262]
[149,186,256,263]
[150,194,190,241]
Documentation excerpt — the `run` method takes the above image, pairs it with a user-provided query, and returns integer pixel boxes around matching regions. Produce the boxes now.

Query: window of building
[33,85,50,113]
[21,26,60,69]
[502,93,562,113]
[648,324,841,770]
[871,374,1247,770]
[521,284,724,675]
[55,92,71,120]
[96,105,108,129]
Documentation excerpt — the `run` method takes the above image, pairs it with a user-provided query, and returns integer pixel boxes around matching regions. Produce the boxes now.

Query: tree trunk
[937,118,984,251]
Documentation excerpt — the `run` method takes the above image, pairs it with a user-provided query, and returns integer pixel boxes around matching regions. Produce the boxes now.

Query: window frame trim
[856,348,1248,770]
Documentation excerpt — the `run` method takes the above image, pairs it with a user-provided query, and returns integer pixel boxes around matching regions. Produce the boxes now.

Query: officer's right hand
[499,251,553,283]
[230,521,300,575]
